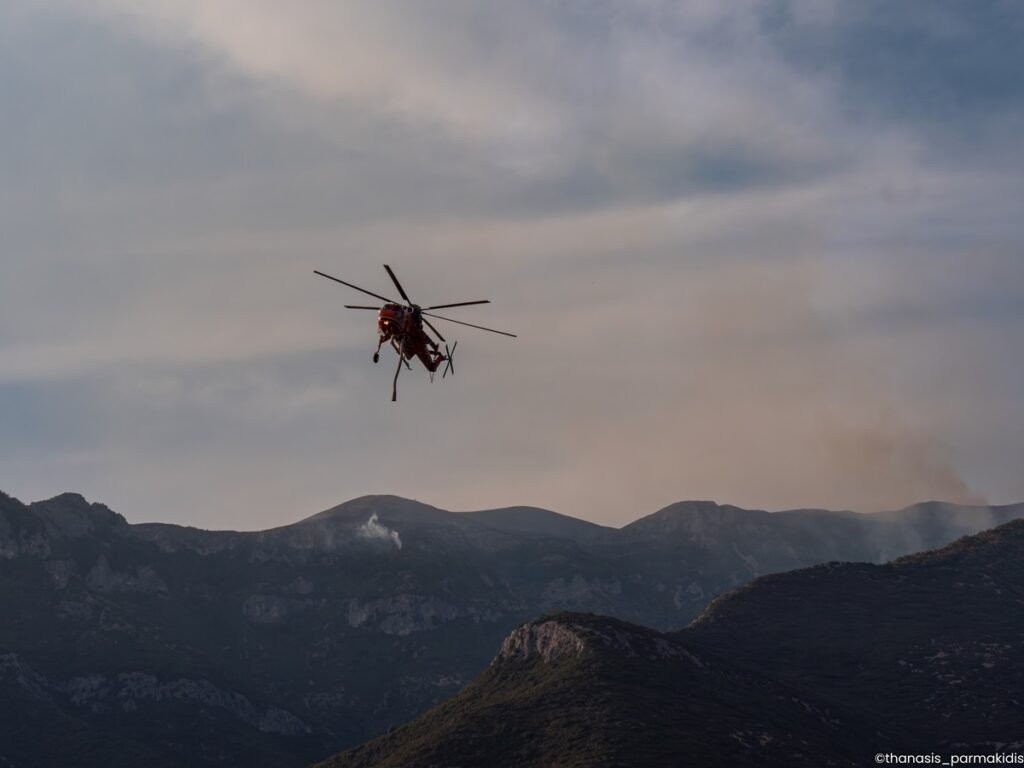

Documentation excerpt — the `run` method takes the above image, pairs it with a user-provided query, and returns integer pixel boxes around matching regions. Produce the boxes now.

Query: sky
[2,0,1023,529]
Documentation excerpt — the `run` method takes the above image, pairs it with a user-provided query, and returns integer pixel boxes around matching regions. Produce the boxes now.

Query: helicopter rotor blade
[314,270,397,304]
[422,312,517,338]
[422,317,446,343]
[344,305,381,310]
[443,341,457,378]
[423,300,490,310]
[383,264,412,305]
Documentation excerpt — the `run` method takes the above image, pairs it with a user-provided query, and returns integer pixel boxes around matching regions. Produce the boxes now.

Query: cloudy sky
[2,1,1022,528]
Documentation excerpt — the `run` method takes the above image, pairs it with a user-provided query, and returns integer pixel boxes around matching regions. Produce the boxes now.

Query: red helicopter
[315,265,516,401]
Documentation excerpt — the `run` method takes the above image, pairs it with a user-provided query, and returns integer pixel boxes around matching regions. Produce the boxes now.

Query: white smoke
[357,513,402,550]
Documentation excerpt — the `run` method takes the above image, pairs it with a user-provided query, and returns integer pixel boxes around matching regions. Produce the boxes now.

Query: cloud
[2,1,1022,527]
[49,0,859,188]
[52,0,562,148]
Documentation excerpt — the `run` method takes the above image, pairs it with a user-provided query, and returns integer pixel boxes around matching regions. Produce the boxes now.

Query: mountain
[1,489,1022,766]
[688,519,1024,751]
[317,613,886,768]
[620,498,1024,566]
[322,519,1024,766]
[459,506,612,541]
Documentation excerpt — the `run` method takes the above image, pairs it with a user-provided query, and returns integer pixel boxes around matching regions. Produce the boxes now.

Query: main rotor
[313,264,517,343]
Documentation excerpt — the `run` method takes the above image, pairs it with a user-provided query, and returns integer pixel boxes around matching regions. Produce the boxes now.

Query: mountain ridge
[322,518,1024,766]
[3,489,1023,766]
[9,488,1023,536]
[687,518,1024,750]
[318,612,889,768]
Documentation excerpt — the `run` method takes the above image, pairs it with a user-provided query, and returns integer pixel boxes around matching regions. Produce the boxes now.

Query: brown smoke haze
[420,256,986,526]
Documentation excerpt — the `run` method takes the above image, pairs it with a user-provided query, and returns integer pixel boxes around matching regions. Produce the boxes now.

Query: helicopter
[315,265,516,401]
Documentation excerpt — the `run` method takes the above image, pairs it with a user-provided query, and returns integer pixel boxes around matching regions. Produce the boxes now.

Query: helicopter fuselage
[377,303,445,372]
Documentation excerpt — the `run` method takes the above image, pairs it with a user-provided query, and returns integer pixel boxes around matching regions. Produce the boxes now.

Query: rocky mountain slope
[319,613,883,768]
[323,519,1024,767]
[689,519,1024,751]
[1,489,1022,766]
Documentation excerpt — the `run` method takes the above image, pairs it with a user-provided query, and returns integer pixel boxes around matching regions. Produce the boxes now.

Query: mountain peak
[652,500,724,515]
[28,492,125,537]
[299,495,451,525]
[323,614,876,768]
[496,613,700,666]
[46,491,89,505]
[622,500,769,539]
[497,614,591,663]
[689,517,1024,636]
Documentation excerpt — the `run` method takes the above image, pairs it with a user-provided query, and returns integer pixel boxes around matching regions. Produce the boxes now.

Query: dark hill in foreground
[689,519,1024,750]
[319,613,883,768]
[322,520,1024,767]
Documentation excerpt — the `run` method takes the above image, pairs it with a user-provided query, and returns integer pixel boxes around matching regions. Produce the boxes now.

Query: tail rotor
[442,342,457,379]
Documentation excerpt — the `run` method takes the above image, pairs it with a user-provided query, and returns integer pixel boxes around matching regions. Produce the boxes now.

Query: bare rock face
[497,613,704,666]
[7,654,310,736]
[0,506,51,558]
[346,594,462,635]
[498,619,589,663]
[539,574,623,610]
[0,528,50,558]
[70,673,310,736]
[86,555,167,594]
